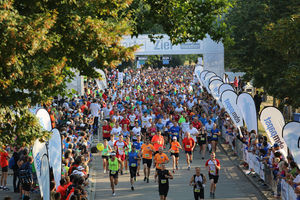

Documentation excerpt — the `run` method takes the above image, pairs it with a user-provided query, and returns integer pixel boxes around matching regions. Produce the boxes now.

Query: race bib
[186,145,190,148]
[174,132,178,135]
[111,170,117,175]
[119,147,124,151]
[145,154,150,158]
[131,163,137,167]
[151,132,155,136]
[210,170,215,174]
[161,179,167,184]
[201,137,205,141]
[170,150,175,153]
[194,188,200,193]
[213,135,217,138]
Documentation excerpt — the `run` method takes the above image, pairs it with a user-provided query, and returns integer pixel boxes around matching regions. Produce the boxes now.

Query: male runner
[140,138,155,183]
[155,164,173,200]
[154,147,169,172]
[133,135,143,176]
[205,152,221,198]
[128,145,140,191]
[182,132,196,170]
[151,131,164,167]
[107,152,122,196]
[189,167,206,200]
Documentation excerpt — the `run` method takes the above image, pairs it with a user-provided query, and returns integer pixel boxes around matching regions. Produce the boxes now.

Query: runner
[205,152,221,199]
[197,127,207,160]
[205,120,214,153]
[154,147,169,172]
[155,164,173,200]
[0,146,9,191]
[168,137,182,173]
[151,131,164,168]
[124,136,132,174]
[210,123,221,153]
[133,135,143,176]
[101,139,112,173]
[128,145,140,191]
[114,135,127,175]
[107,152,122,196]
[189,167,206,200]
[140,138,155,183]
[182,132,196,170]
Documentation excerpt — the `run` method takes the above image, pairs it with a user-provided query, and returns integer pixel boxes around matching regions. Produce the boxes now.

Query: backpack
[8,156,15,169]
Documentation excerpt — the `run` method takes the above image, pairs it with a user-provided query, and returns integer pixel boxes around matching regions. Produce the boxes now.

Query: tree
[0,0,233,147]
[225,0,300,107]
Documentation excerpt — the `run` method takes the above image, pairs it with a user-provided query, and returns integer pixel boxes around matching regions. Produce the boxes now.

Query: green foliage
[130,0,233,44]
[225,0,300,107]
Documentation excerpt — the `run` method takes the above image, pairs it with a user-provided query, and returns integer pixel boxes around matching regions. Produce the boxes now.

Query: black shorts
[208,174,219,184]
[158,183,169,197]
[171,153,179,158]
[109,170,119,179]
[207,136,212,142]
[22,183,31,192]
[2,166,8,172]
[197,137,206,145]
[185,151,192,155]
[194,189,204,199]
[102,155,109,160]
[129,166,137,178]
[142,158,152,168]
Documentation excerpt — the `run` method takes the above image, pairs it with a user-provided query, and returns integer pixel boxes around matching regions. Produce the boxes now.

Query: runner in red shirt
[120,114,130,131]
[182,132,195,170]
[102,120,112,141]
[205,152,221,199]
[0,148,9,191]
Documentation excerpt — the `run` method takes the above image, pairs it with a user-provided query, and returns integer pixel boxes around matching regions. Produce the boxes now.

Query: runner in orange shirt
[154,147,169,173]
[168,137,182,173]
[140,138,155,183]
[151,131,164,168]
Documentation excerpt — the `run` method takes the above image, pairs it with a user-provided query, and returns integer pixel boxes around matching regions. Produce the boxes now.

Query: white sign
[49,129,62,189]
[260,107,287,158]
[33,139,50,200]
[283,122,300,168]
[237,93,258,133]
[221,90,244,127]
[36,108,52,132]
[218,83,234,98]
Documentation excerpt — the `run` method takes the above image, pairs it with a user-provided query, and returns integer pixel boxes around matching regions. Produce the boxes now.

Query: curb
[218,140,270,200]
[87,153,98,200]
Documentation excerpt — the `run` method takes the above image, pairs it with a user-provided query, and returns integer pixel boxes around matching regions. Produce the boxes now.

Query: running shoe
[212,193,215,198]
[121,171,123,175]
[202,157,204,160]
[210,192,213,197]
[131,186,134,191]
[144,177,147,181]
[112,192,116,196]
[172,170,175,174]
[0,186,3,190]
[176,165,178,170]
[104,169,106,174]
[137,172,140,176]
[188,166,191,170]
[3,187,9,191]
[147,178,149,183]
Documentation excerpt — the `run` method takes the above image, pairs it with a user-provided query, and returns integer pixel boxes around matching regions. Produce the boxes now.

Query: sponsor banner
[208,79,224,107]
[283,122,300,168]
[194,65,204,86]
[36,108,52,131]
[221,90,244,127]
[218,83,234,98]
[95,69,108,90]
[237,93,258,133]
[260,107,287,158]
[203,72,216,93]
[200,70,209,86]
[209,76,222,84]
[49,129,62,189]
[33,139,50,200]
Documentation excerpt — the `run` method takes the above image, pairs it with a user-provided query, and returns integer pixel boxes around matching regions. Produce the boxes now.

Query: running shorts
[109,170,119,179]
[129,166,137,178]
[142,158,152,168]
[208,173,219,184]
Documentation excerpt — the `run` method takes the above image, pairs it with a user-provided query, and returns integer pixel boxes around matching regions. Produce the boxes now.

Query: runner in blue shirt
[210,123,221,153]
[133,135,143,176]
[128,145,140,191]
[169,122,181,143]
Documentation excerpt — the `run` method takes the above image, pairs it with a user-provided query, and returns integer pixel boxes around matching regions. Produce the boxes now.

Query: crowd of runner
[1,65,299,200]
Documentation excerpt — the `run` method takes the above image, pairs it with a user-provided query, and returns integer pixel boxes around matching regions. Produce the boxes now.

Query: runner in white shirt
[205,120,214,152]
[132,122,141,141]
[111,123,122,140]
[114,135,128,175]
[187,124,199,143]
[128,113,137,129]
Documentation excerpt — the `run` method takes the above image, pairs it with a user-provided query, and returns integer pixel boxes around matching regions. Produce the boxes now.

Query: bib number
[186,145,190,148]
[131,163,137,167]
[161,179,167,184]
[213,135,217,138]
[194,188,200,193]
[151,132,155,136]
[210,170,215,174]
[201,137,205,141]
[111,170,117,175]
[145,154,150,158]
[170,150,175,153]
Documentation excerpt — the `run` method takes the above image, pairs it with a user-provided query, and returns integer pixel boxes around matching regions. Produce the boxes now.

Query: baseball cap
[111,152,116,156]
[273,143,279,148]
[173,136,177,140]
